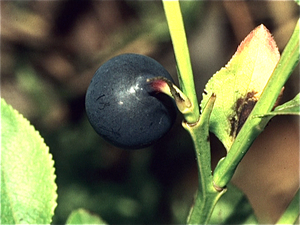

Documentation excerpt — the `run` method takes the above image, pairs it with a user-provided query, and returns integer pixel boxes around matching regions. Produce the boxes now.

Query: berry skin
[85,53,177,149]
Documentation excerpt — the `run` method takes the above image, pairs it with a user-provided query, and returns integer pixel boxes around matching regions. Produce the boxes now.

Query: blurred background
[1,1,299,224]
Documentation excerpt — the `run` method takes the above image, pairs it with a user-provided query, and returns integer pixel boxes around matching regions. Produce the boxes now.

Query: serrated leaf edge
[1,98,58,223]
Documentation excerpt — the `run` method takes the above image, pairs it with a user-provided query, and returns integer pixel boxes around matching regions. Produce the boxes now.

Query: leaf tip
[236,24,280,60]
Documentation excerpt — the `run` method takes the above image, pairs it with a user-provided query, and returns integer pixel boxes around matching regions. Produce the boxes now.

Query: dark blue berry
[85,53,177,149]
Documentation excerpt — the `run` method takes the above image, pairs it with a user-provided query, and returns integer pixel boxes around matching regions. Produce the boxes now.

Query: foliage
[1,98,57,224]
[209,183,258,224]
[163,0,299,224]
[66,208,107,225]
[201,24,280,151]
[1,1,299,224]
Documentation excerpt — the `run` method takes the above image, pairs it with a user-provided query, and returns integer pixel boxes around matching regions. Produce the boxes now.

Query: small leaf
[1,98,57,224]
[200,25,280,151]
[253,93,300,117]
[209,183,258,224]
[66,208,108,224]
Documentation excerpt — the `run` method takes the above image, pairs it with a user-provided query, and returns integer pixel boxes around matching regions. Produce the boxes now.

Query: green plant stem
[183,95,225,224]
[162,0,200,123]
[213,19,300,188]
[276,189,299,224]
[162,1,225,223]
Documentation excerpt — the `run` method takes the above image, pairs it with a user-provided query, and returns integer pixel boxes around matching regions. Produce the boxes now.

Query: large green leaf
[209,183,258,224]
[66,208,108,224]
[1,98,57,224]
[200,25,280,151]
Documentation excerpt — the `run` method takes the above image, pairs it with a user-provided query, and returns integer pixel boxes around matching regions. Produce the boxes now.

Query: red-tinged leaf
[200,25,280,151]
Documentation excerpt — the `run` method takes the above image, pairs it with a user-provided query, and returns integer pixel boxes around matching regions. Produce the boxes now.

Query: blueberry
[85,53,177,149]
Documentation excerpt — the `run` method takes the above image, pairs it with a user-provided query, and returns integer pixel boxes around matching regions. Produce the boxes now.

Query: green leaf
[276,189,299,224]
[209,183,258,224]
[200,25,280,151]
[1,98,57,224]
[254,93,300,117]
[213,19,299,188]
[66,208,108,224]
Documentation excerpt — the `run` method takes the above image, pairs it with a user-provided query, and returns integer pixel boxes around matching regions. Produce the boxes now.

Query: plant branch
[183,94,225,224]
[162,0,200,123]
[163,1,224,223]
